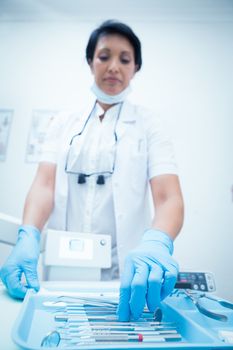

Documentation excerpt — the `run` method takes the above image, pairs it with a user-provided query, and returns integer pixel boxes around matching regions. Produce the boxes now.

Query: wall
[0,1,233,300]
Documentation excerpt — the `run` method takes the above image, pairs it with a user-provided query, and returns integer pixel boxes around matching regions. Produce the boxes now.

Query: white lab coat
[41,94,177,274]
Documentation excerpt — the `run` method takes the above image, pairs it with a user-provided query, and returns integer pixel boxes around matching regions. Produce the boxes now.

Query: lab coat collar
[82,93,136,142]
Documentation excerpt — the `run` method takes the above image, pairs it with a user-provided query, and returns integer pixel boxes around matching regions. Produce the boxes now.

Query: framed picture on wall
[0,109,14,162]
[26,109,59,163]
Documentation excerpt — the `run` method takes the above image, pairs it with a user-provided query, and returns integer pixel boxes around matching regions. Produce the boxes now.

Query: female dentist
[0,20,184,322]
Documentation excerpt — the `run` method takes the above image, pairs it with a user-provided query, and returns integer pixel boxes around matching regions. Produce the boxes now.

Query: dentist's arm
[118,174,184,321]
[23,162,56,229]
[150,174,184,238]
[0,162,56,299]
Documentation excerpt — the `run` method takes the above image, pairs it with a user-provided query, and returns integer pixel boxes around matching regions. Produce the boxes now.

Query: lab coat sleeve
[39,111,70,164]
[143,108,178,179]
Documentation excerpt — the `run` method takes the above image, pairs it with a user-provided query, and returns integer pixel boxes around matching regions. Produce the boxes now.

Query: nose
[108,58,119,73]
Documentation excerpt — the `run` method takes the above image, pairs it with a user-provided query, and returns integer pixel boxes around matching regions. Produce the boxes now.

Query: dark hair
[86,20,142,71]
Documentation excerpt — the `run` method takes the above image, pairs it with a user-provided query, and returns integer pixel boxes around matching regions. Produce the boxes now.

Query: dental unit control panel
[175,271,216,292]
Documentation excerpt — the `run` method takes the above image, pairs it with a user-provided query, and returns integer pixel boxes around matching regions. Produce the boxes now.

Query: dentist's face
[90,34,137,95]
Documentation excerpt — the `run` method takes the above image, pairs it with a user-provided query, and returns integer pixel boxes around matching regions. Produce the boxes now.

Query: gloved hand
[0,225,41,299]
[117,229,178,321]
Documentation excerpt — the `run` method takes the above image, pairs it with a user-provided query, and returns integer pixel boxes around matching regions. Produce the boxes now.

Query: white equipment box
[44,229,111,281]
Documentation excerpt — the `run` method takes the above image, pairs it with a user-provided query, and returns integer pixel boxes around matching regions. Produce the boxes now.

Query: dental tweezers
[199,293,233,310]
[184,289,228,322]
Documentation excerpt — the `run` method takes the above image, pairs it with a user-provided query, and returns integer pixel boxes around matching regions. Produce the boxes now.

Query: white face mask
[91,82,131,105]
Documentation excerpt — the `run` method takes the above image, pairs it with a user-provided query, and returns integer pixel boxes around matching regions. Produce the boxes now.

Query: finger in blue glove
[117,229,178,322]
[0,225,40,299]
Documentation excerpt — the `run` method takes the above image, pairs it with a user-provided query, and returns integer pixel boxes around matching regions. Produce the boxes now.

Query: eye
[99,55,109,61]
[120,57,131,64]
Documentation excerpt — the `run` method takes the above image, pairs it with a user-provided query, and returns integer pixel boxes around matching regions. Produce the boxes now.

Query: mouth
[104,77,121,84]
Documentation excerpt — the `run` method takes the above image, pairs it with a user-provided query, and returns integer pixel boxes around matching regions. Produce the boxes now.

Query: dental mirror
[41,330,61,347]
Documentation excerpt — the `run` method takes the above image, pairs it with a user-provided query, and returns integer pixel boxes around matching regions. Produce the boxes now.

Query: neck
[97,101,116,112]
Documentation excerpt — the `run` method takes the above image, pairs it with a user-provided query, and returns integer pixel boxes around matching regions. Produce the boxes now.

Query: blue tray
[11,284,233,349]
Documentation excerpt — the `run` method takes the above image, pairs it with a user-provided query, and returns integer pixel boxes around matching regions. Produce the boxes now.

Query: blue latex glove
[0,225,40,299]
[117,229,178,321]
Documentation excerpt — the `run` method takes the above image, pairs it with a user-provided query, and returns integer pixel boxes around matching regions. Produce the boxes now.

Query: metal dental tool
[56,295,118,307]
[40,330,182,346]
[77,325,176,331]
[41,295,181,347]
[55,314,164,322]
[76,333,182,343]
[54,310,164,323]
[68,321,176,329]
[78,320,173,326]
[199,293,233,310]
[184,289,228,322]
[77,330,178,336]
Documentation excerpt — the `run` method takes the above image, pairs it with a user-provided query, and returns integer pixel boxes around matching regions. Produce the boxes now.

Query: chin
[104,87,122,96]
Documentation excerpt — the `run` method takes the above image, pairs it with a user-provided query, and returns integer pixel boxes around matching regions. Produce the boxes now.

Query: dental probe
[81,321,172,325]
[68,321,175,327]
[55,314,164,322]
[65,307,154,313]
[73,330,179,336]
[76,325,176,331]
[77,333,182,342]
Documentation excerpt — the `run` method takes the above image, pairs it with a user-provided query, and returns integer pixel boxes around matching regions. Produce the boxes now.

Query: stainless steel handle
[202,294,233,310]
[184,290,228,322]
[194,300,228,322]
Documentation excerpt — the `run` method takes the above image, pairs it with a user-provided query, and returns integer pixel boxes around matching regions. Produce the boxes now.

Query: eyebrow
[98,48,132,55]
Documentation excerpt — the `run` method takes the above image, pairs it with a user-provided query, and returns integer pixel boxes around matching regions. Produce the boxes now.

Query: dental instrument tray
[11,281,233,349]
